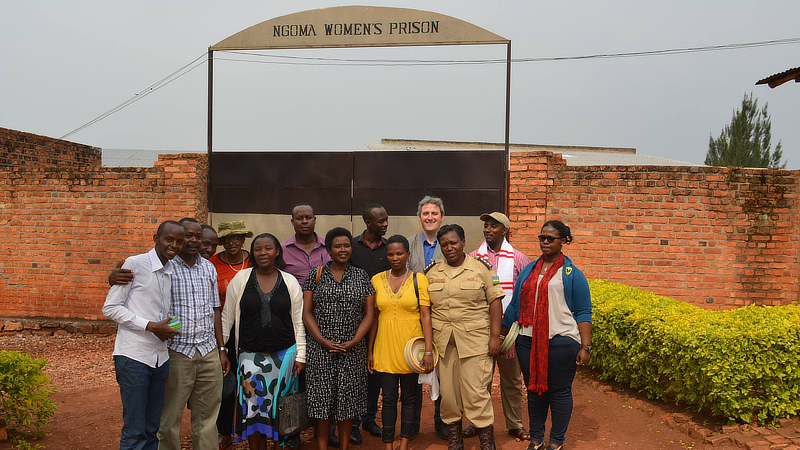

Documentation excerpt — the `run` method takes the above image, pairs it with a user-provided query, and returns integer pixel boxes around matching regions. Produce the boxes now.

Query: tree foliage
[705,92,785,168]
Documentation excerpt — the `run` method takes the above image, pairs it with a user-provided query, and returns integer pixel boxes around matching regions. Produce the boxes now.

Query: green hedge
[0,351,57,443]
[588,279,800,423]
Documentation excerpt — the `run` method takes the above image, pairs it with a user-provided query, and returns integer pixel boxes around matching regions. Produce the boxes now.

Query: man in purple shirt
[281,203,331,288]
[281,203,331,449]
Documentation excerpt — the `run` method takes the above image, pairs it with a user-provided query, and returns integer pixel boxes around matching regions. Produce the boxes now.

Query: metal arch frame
[207,10,512,214]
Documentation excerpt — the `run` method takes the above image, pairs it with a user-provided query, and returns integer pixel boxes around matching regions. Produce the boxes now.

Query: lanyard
[155,269,170,319]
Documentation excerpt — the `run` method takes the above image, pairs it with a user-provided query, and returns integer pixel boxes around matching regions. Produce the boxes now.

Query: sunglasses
[537,235,563,244]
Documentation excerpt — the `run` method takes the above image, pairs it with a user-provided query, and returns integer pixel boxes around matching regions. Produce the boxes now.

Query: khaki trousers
[157,348,222,450]
[492,355,525,430]
[438,339,495,428]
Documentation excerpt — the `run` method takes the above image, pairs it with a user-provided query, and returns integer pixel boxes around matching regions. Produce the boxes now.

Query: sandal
[462,424,478,438]
[508,428,531,441]
[218,436,233,450]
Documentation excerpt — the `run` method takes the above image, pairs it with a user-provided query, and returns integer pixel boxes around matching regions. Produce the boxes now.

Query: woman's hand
[576,348,591,366]
[321,339,340,352]
[367,351,374,374]
[339,339,356,352]
[328,340,348,355]
[488,335,501,357]
[422,354,434,374]
[293,361,306,375]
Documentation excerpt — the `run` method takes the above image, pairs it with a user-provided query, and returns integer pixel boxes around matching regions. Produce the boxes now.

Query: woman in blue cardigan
[502,220,592,450]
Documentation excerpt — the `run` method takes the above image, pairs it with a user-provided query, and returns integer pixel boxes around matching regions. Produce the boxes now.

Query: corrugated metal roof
[756,66,800,88]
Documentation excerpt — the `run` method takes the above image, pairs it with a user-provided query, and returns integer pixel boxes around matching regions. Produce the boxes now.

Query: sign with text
[210,6,508,50]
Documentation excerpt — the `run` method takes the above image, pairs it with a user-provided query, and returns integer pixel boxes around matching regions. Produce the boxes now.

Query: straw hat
[217,221,254,238]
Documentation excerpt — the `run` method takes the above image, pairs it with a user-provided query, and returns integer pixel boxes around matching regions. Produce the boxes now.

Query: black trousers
[379,372,418,442]
[413,382,443,428]
[216,331,237,436]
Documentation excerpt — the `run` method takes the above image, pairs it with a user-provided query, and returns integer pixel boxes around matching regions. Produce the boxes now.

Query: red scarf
[519,254,564,394]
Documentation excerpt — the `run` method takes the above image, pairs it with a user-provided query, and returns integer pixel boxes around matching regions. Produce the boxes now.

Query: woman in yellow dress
[368,235,434,450]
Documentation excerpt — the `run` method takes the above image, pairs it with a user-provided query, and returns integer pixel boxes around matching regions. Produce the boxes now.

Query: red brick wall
[0,127,101,168]
[0,154,208,321]
[2,147,797,323]
[508,152,800,308]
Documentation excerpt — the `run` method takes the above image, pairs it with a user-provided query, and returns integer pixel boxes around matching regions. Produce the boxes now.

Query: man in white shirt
[103,220,184,450]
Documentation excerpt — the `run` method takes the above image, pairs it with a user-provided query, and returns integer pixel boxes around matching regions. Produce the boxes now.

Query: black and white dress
[302,262,375,420]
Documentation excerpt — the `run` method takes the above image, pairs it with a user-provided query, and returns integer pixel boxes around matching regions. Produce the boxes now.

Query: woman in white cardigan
[221,233,306,450]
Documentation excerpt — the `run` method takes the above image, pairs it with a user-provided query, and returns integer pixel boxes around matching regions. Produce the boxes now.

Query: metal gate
[210,151,505,217]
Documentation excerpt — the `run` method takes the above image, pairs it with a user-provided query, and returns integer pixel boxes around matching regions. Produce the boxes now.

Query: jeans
[516,335,580,446]
[379,372,418,442]
[114,355,170,450]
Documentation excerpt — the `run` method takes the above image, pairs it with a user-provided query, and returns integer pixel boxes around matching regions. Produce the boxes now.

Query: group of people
[103,196,592,450]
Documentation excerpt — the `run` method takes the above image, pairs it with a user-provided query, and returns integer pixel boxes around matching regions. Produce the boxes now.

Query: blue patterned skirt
[236,349,290,442]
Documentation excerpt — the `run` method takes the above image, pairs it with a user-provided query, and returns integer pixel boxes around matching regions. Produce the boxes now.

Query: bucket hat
[217,221,254,239]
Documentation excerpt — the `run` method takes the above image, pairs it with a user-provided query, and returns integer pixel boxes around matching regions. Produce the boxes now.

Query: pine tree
[705,92,785,168]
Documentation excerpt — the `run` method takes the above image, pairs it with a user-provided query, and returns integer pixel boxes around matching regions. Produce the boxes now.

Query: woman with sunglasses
[501,220,592,450]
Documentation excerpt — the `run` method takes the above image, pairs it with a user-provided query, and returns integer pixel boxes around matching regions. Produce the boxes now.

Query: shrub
[588,279,800,423]
[0,351,57,442]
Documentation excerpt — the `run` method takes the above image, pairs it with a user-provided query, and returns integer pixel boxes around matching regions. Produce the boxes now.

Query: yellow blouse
[371,271,431,374]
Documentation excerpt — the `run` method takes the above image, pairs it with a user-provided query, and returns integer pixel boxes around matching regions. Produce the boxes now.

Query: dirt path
[1,334,724,450]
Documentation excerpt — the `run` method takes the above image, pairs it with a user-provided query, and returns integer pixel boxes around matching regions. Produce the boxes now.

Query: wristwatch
[580,345,592,354]
[219,346,228,353]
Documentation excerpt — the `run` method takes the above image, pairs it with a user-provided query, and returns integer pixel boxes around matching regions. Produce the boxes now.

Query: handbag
[276,375,311,436]
[221,370,237,398]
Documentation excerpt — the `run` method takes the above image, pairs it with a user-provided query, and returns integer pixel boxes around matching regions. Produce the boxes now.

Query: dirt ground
[1,333,728,450]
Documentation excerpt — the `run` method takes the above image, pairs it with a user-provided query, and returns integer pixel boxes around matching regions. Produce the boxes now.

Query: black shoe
[435,422,449,441]
[362,420,382,437]
[328,433,340,448]
[350,427,363,444]
[285,434,301,449]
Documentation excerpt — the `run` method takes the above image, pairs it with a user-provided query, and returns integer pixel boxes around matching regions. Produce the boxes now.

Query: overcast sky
[2,1,798,168]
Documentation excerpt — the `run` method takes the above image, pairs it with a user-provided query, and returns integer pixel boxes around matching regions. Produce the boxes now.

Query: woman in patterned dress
[302,227,376,450]
[221,233,306,450]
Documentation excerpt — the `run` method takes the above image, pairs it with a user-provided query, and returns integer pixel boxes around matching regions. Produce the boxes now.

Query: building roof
[102,148,203,167]
[756,66,800,88]
[104,138,702,168]
[368,139,701,166]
